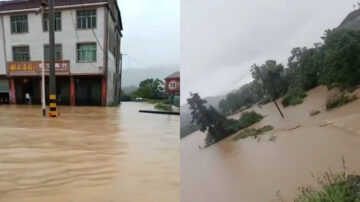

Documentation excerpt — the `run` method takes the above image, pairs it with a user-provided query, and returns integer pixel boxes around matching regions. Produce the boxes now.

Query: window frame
[76,43,97,63]
[12,46,30,61]
[169,81,177,89]
[10,14,28,34]
[42,12,62,32]
[43,44,63,61]
[76,9,97,30]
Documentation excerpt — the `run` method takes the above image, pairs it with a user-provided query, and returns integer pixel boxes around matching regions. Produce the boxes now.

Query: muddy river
[181,86,360,202]
[0,102,179,202]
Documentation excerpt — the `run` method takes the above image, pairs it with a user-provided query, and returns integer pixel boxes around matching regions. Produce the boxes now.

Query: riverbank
[181,85,360,202]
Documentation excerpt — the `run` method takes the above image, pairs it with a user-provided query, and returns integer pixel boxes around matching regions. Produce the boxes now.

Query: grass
[145,98,169,105]
[326,93,357,110]
[154,103,172,111]
[293,157,360,202]
[295,173,360,202]
[233,125,274,141]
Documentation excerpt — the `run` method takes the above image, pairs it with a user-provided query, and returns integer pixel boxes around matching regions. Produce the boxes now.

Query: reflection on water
[181,86,360,202]
[0,102,179,202]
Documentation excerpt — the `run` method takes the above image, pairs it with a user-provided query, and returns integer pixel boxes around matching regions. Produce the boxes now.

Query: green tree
[319,29,360,89]
[251,60,288,100]
[251,60,287,117]
[135,79,164,99]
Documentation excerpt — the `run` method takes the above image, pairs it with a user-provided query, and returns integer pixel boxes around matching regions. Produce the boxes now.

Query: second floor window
[77,43,96,62]
[44,45,62,61]
[13,46,30,61]
[169,82,176,89]
[43,12,62,31]
[77,10,96,29]
[11,15,28,33]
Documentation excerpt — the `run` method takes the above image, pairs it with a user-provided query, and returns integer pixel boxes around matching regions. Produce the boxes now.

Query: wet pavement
[0,102,179,202]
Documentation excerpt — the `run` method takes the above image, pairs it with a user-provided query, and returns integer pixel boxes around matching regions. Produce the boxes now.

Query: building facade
[165,71,180,106]
[0,0,122,106]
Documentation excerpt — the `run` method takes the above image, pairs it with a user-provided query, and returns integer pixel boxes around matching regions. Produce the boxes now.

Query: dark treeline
[219,28,360,115]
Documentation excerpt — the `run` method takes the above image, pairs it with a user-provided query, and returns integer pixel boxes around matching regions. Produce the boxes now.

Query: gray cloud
[181,0,356,104]
[118,0,179,85]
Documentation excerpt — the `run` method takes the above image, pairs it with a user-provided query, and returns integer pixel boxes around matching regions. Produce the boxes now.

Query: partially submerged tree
[251,60,287,117]
[187,93,227,143]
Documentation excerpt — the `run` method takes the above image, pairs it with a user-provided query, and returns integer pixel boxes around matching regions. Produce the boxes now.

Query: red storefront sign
[6,60,70,76]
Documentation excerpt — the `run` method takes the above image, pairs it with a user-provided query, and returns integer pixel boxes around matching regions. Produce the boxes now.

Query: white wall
[2,6,106,74]
[0,15,6,75]
[106,14,116,105]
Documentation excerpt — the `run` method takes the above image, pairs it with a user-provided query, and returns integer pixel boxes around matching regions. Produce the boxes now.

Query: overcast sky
[117,0,179,70]
[181,0,357,104]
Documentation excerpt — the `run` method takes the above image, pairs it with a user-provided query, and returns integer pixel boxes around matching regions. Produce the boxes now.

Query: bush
[225,111,264,134]
[282,87,307,107]
[326,94,357,110]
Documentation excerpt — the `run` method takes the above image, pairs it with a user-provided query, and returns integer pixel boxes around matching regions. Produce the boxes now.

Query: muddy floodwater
[181,86,360,202]
[0,102,179,202]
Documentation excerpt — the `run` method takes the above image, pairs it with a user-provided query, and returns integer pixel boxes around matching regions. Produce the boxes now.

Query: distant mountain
[339,8,360,30]
[122,65,179,88]
[122,85,137,94]
[180,94,226,138]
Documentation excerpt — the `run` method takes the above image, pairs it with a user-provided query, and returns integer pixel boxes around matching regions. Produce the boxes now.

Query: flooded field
[181,86,360,202]
[0,102,179,202]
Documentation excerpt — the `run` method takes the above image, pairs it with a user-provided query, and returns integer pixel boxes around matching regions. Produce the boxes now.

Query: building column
[9,78,16,104]
[70,77,75,106]
[101,77,107,106]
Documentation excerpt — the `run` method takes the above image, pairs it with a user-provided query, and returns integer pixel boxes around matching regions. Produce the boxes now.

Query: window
[77,43,96,62]
[13,46,30,61]
[169,82,176,89]
[77,10,96,29]
[43,12,62,31]
[11,15,28,33]
[44,45,62,61]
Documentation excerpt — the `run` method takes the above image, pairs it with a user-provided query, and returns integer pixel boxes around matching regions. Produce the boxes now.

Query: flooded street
[181,86,360,202]
[0,102,179,202]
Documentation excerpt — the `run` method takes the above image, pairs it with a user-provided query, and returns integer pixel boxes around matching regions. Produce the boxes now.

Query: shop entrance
[74,77,102,106]
[44,77,70,105]
[14,77,41,105]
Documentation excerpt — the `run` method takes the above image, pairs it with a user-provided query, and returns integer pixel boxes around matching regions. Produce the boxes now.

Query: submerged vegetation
[232,125,274,141]
[218,29,360,115]
[155,103,172,111]
[326,93,357,110]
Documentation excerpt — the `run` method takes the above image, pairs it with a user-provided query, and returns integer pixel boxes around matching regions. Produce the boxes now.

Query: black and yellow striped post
[49,94,57,117]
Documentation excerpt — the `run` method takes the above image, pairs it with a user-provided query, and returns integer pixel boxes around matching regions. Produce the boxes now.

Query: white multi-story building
[0,0,122,106]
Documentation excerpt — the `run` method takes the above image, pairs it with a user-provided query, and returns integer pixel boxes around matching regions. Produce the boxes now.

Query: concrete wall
[0,15,6,75]
[2,6,106,75]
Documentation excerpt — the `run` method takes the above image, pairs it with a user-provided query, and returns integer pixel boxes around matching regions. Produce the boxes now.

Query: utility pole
[40,0,47,117]
[254,65,284,118]
[48,0,57,117]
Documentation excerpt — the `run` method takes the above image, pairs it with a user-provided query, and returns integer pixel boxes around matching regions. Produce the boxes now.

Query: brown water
[0,102,179,202]
[181,86,360,202]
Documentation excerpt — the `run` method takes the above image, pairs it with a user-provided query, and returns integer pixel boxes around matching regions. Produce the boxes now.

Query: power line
[77,0,117,66]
